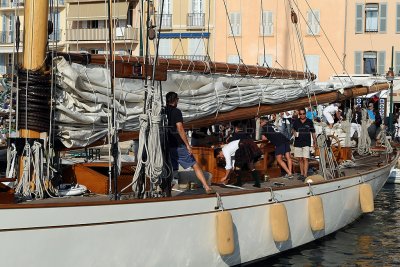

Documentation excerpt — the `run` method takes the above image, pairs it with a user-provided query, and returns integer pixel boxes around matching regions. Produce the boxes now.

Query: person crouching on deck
[214,139,263,188]
[323,103,341,128]
[165,92,215,194]
[260,117,293,178]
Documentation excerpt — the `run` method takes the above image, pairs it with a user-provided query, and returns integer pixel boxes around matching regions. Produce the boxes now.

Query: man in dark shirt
[292,108,317,181]
[260,117,293,178]
[165,92,215,194]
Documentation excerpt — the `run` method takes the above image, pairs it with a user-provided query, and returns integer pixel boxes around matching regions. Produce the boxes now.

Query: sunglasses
[299,113,306,115]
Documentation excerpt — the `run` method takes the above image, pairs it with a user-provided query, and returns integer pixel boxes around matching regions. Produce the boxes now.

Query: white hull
[0,162,394,266]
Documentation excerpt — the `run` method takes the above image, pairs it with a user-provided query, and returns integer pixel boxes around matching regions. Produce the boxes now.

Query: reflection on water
[253,184,400,266]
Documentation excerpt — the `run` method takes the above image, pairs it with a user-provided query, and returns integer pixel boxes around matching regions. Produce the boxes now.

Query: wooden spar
[21,0,48,138]
[62,82,388,150]
[23,0,48,71]
[185,83,389,128]
[54,52,316,80]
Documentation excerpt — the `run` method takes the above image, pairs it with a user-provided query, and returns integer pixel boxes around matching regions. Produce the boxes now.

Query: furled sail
[55,57,388,148]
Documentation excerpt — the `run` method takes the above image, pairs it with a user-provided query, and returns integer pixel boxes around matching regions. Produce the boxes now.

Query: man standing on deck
[165,92,215,194]
[292,108,317,181]
[260,117,293,178]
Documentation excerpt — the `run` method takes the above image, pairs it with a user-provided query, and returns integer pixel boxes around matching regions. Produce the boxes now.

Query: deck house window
[365,4,378,32]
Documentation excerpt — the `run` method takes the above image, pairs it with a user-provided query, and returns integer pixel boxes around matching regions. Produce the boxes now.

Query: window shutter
[188,38,205,58]
[258,54,272,67]
[235,13,241,36]
[355,4,364,33]
[0,54,5,74]
[158,38,172,56]
[377,51,386,75]
[354,51,362,74]
[10,14,14,42]
[229,13,241,36]
[260,11,273,36]
[395,52,400,75]
[379,3,387,33]
[228,55,240,64]
[307,10,313,35]
[313,10,320,34]
[397,4,400,33]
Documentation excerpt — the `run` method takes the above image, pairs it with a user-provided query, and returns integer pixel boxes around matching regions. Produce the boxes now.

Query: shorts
[275,142,290,156]
[294,146,311,158]
[169,145,197,170]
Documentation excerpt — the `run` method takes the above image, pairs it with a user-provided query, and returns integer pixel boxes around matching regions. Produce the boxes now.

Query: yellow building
[213,0,399,81]
[0,0,66,76]
[151,0,214,60]
[65,0,140,55]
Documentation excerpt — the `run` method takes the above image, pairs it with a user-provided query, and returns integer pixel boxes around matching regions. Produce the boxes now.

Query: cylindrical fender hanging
[216,211,235,255]
[359,183,374,213]
[270,203,290,242]
[308,195,325,231]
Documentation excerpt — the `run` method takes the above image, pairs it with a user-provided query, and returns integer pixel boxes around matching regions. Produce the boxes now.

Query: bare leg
[192,163,212,191]
[276,154,292,175]
[298,157,304,176]
[304,157,309,177]
[285,152,293,174]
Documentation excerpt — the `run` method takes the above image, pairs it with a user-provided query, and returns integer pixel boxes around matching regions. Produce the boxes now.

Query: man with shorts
[292,108,317,181]
[260,117,293,178]
[165,92,215,194]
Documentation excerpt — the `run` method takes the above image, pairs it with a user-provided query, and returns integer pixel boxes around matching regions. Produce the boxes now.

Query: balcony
[0,0,64,9]
[66,27,138,42]
[155,14,172,29]
[187,13,205,28]
[0,30,62,44]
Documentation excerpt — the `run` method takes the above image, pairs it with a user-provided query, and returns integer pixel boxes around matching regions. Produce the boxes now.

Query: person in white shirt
[323,103,341,128]
[214,139,262,187]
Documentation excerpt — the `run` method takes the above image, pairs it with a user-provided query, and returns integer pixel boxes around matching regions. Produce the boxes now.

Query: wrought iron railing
[155,14,172,29]
[66,27,139,41]
[187,13,205,28]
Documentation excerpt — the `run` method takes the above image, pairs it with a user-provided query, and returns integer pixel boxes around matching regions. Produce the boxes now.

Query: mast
[106,0,119,200]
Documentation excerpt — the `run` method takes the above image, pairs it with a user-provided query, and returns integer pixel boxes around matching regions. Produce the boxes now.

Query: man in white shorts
[323,103,341,128]
[292,108,317,181]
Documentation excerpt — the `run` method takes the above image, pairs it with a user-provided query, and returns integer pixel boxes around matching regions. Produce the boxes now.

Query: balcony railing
[155,14,172,29]
[66,27,138,42]
[187,13,205,28]
[0,0,64,8]
[0,30,62,44]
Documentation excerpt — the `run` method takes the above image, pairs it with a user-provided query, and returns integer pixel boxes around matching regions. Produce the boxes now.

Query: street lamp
[386,67,395,135]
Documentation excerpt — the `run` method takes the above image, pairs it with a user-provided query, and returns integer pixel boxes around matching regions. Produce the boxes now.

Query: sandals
[206,188,216,194]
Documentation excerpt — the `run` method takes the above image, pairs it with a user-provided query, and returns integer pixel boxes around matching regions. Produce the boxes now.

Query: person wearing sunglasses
[292,108,317,181]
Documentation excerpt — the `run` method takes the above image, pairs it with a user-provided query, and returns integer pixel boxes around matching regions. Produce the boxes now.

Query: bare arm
[176,122,192,153]
[312,132,317,146]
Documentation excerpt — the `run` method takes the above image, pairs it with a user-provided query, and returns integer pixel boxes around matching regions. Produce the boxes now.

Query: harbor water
[252,184,400,266]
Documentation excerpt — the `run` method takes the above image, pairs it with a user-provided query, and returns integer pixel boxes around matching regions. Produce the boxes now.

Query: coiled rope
[357,109,372,156]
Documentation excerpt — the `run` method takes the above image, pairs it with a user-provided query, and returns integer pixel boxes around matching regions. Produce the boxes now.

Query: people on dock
[260,117,293,178]
[165,92,215,194]
[214,139,263,187]
[323,103,341,128]
[292,108,317,181]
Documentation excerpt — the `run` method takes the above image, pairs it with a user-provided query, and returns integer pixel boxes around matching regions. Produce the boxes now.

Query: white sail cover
[55,58,387,148]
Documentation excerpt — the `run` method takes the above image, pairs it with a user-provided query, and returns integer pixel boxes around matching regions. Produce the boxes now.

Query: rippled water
[252,184,400,266]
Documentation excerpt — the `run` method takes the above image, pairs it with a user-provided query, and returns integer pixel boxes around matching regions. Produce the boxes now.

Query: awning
[68,2,129,21]
[158,32,210,39]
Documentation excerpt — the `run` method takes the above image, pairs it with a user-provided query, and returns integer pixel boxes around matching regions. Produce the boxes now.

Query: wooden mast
[21,0,49,139]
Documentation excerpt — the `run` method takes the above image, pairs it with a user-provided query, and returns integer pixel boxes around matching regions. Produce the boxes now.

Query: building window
[363,51,377,74]
[260,11,273,36]
[305,55,320,81]
[158,38,172,57]
[188,38,205,60]
[306,9,320,35]
[397,4,400,33]
[365,4,378,32]
[228,13,241,36]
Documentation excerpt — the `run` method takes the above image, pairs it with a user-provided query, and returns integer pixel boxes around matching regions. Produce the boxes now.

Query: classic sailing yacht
[0,1,397,266]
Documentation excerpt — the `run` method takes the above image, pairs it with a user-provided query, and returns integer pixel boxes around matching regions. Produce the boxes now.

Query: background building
[0,0,65,76]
